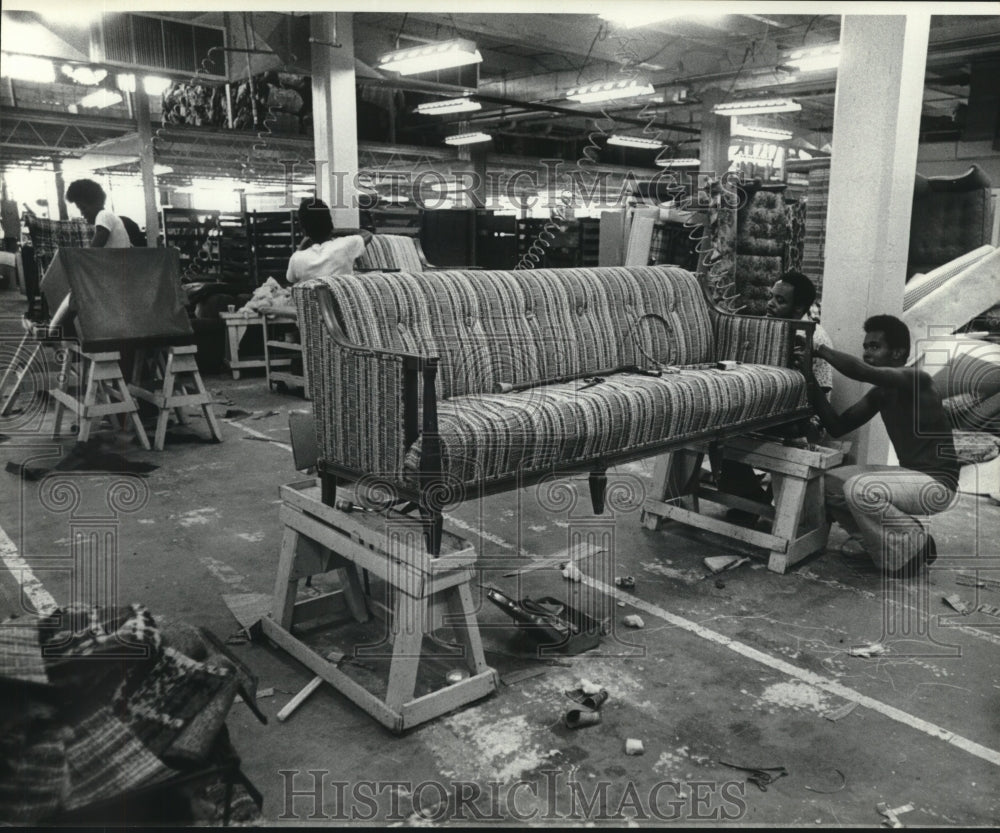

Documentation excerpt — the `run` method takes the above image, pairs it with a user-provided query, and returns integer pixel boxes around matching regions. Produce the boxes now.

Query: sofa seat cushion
[403,365,807,484]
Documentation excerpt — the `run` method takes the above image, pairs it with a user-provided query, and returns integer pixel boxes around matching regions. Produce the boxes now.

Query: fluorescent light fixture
[77,89,123,109]
[713,98,801,116]
[566,78,655,104]
[784,44,840,73]
[443,131,492,146]
[116,73,136,93]
[378,38,482,76]
[153,164,174,176]
[607,134,664,149]
[416,97,481,115]
[2,53,56,84]
[655,158,701,167]
[142,75,172,96]
[599,9,720,28]
[60,64,107,86]
[730,123,793,141]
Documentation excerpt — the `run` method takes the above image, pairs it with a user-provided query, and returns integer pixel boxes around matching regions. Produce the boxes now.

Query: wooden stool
[50,345,150,449]
[641,437,844,573]
[263,312,310,397]
[259,479,498,733]
[220,312,289,380]
[129,344,223,451]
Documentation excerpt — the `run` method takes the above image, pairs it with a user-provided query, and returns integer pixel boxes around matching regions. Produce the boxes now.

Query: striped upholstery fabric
[356,234,425,272]
[305,265,715,399]
[710,306,800,366]
[403,366,807,483]
[295,265,809,485]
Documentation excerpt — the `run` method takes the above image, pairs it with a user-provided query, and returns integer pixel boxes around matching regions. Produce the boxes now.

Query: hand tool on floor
[718,760,788,791]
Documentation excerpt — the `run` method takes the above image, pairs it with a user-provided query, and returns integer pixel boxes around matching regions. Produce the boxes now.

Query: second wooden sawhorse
[641,436,845,574]
[259,479,499,733]
[129,343,223,451]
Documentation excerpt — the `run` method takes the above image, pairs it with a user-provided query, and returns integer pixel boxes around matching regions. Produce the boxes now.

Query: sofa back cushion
[908,165,993,277]
[356,234,425,272]
[310,265,715,399]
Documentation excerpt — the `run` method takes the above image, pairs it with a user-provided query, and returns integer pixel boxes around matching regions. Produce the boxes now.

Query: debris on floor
[234,687,275,704]
[614,575,635,589]
[564,708,601,729]
[625,738,645,755]
[877,801,914,828]
[222,592,272,633]
[565,684,609,710]
[804,768,847,794]
[823,701,859,722]
[562,562,584,582]
[943,594,973,615]
[277,675,324,723]
[956,572,1000,591]
[719,760,789,791]
[849,642,887,658]
[500,667,549,686]
[623,614,645,629]
[5,441,159,480]
[702,555,750,577]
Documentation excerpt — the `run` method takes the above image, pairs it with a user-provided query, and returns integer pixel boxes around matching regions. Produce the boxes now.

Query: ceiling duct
[89,13,228,80]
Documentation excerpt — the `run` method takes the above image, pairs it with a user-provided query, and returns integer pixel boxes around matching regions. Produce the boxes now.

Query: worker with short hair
[65,179,132,249]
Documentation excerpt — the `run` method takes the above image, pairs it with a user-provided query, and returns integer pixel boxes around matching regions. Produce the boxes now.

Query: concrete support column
[135,90,160,247]
[699,90,731,176]
[820,14,930,466]
[310,13,359,227]
[52,158,68,221]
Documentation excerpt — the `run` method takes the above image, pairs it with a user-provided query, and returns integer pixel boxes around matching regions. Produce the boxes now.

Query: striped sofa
[294,265,814,554]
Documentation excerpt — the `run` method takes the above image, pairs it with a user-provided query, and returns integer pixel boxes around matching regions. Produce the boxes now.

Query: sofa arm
[297,284,439,478]
[710,307,815,368]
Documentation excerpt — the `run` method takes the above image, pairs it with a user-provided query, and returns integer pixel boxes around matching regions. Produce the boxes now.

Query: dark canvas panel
[40,249,192,348]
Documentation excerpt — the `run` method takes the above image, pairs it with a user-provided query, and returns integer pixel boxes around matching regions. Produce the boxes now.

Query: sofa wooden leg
[320,472,337,506]
[589,470,607,514]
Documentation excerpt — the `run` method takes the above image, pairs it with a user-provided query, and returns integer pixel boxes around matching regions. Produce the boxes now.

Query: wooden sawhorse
[259,479,498,733]
[129,344,223,451]
[50,344,150,449]
[641,437,844,573]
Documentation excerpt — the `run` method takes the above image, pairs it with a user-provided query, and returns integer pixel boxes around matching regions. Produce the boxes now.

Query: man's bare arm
[815,342,911,388]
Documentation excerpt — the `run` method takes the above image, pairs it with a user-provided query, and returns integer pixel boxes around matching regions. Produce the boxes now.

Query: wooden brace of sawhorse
[641,437,844,573]
[129,345,223,451]
[50,345,151,449]
[259,479,499,733]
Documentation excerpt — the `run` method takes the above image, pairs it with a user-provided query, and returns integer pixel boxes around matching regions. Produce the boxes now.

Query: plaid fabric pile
[25,216,94,274]
[0,603,247,824]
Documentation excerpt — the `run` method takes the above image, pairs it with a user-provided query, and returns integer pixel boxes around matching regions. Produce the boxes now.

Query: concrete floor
[2,284,999,827]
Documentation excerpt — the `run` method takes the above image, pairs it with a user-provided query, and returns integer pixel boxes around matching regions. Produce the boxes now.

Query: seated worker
[803,314,959,578]
[64,179,132,248]
[719,270,834,523]
[286,197,372,285]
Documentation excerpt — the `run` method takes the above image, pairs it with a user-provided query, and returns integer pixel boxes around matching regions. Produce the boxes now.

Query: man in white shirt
[65,179,132,249]
[286,197,372,284]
